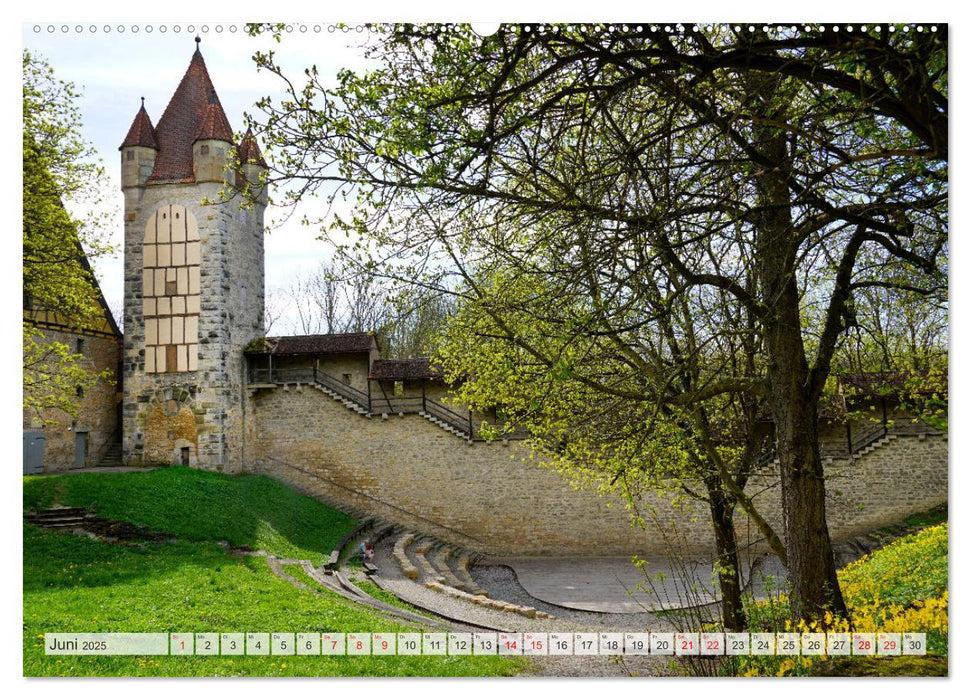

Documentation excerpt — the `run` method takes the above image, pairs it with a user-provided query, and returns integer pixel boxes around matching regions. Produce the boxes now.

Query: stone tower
[120,39,267,471]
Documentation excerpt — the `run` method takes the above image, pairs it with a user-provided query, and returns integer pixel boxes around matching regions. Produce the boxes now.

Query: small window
[76,386,85,398]
[76,338,84,353]
[342,373,352,385]
[200,145,210,156]
[126,150,135,161]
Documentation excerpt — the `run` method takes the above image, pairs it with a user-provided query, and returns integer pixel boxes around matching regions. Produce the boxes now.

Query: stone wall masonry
[244,385,948,556]
[123,180,264,472]
[23,328,120,472]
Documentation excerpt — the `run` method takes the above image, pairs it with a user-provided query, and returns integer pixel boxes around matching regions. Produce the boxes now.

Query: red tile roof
[120,101,159,149]
[147,45,235,183]
[246,333,377,356]
[195,99,235,143]
[840,371,946,399]
[238,129,267,167]
[369,358,443,381]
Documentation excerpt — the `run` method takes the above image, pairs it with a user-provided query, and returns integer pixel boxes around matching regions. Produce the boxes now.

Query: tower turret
[120,98,158,190]
[237,128,269,206]
[193,95,236,184]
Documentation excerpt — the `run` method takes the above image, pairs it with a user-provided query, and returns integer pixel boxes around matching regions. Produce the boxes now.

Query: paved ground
[483,554,778,613]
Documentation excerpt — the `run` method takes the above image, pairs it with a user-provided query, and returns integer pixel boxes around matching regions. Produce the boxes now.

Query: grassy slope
[807,524,949,677]
[23,468,525,677]
[742,521,948,677]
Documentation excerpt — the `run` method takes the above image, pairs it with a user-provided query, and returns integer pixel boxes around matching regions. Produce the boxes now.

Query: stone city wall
[243,384,948,556]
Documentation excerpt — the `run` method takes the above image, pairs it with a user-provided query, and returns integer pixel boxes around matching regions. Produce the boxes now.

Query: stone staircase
[762,432,903,468]
[273,381,476,442]
[855,433,897,458]
[418,411,471,441]
[388,530,554,620]
[94,443,124,469]
[25,506,92,531]
[281,382,371,418]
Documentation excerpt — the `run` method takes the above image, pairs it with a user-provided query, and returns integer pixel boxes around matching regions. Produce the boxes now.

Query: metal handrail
[312,367,369,408]
[424,398,472,437]
[849,422,889,455]
[756,419,932,466]
[247,366,532,441]
[248,367,370,410]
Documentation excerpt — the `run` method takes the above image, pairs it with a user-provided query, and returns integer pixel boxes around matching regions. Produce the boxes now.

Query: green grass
[23,466,355,562]
[809,656,947,677]
[354,578,429,616]
[23,468,527,677]
[839,523,948,609]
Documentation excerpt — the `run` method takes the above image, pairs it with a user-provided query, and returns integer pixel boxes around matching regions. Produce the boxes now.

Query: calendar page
[20,9,949,686]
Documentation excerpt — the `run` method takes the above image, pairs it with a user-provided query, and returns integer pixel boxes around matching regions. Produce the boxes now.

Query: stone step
[26,507,92,528]
[453,553,489,597]
[392,532,419,580]
[410,538,445,584]
[423,579,552,620]
[431,546,470,591]
[95,444,124,468]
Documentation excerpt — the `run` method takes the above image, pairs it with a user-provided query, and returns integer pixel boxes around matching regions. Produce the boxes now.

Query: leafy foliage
[740,523,948,676]
[247,23,947,620]
[23,50,116,418]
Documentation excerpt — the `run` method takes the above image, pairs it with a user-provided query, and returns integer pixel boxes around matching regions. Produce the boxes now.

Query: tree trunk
[750,73,847,622]
[705,475,745,631]
[772,394,848,621]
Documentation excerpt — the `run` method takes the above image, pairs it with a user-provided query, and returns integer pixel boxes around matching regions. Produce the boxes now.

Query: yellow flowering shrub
[738,524,948,676]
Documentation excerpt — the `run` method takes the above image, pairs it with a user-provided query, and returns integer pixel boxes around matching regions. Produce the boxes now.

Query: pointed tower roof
[195,94,235,143]
[147,39,235,182]
[119,98,159,150]
[237,128,267,167]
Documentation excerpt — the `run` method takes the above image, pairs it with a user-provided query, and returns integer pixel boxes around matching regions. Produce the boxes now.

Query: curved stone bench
[411,538,445,584]
[393,532,420,581]
[424,580,554,620]
[453,553,489,597]
[324,517,373,573]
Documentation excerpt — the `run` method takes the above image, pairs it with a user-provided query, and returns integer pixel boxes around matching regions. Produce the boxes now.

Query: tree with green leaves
[23,50,115,419]
[248,23,947,623]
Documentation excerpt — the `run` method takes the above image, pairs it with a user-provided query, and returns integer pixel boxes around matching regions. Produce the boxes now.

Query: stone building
[119,38,267,470]
[22,257,123,474]
[104,41,948,556]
